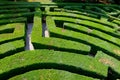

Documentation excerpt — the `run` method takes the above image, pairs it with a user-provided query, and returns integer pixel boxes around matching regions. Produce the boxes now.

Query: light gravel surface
[25,23,49,50]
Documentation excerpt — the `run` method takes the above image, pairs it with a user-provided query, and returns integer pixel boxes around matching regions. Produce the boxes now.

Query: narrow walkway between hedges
[25,22,49,50]
[25,23,34,50]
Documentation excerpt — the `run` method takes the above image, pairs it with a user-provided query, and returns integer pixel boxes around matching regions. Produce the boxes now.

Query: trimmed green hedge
[31,8,42,43]
[9,69,99,80]
[40,16,91,54]
[0,2,120,79]
[0,8,30,14]
[0,23,25,58]
[41,3,120,8]
[51,16,120,37]
[63,5,120,23]
[46,16,120,60]
[0,2,39,5]
[54,8,99,19]
[0,50,108,79]
[31,9,90,54]
[64,22,120,48]
[44,12,119,30]
[0,4,40,9]
[0,17,26,25]
[0,12,35,19]
[95,51,120,79]
[33,37,91,55]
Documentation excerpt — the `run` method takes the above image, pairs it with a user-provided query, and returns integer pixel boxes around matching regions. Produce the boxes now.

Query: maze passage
[0,2,120,80]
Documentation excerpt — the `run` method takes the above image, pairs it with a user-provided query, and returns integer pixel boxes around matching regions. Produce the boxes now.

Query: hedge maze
[0,2,120,80]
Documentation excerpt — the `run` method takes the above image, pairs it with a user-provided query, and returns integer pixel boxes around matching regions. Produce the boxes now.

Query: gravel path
[42,23,49,37]
[25,23,34,50]
[25,23,49,50]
